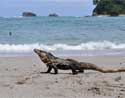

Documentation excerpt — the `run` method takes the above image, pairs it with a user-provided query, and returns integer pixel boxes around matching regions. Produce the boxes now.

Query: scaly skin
[34,49,125,75]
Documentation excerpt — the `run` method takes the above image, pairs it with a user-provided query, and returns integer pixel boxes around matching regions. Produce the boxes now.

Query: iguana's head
[34,49,46,56]
[34,49,55,64]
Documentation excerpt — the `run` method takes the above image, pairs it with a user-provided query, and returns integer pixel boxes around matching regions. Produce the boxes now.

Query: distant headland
[93,0,125,16]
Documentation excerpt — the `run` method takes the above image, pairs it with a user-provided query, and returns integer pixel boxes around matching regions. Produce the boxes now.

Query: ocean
[1,16,125,57]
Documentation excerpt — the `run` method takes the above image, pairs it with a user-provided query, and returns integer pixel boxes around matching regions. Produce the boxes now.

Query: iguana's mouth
[34,49,40,53]
[34,49,37,53]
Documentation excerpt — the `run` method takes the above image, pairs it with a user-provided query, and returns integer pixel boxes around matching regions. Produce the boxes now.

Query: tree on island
[93,0,125,16]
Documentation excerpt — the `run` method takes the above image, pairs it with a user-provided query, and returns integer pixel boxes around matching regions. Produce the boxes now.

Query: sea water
[1,16,125,56]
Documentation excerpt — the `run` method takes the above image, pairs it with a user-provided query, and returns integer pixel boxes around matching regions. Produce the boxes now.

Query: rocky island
[93,0,125,16]
[22,12,37,17]
[48,13,58,17]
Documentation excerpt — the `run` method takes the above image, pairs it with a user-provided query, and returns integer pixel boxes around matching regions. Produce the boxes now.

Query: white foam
[0,41,125,52]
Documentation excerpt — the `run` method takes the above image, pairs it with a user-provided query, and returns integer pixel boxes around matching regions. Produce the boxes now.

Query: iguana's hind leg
[78,69,84,73]
[70,66,78,75]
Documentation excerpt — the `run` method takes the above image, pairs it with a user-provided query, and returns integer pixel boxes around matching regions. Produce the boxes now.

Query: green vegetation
[93,0,100,5]
[93,0,125,16]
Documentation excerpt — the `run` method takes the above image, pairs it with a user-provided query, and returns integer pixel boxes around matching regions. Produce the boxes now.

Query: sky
[1,0,95,17]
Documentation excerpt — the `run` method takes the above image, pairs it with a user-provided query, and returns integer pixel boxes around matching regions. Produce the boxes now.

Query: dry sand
[0,55,125,98]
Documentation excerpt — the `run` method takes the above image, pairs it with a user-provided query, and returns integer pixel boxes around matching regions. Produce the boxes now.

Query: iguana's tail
[80,62,125,73]
[101,68,125,73]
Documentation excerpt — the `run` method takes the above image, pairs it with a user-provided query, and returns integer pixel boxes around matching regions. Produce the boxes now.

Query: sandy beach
[0,55,125,98]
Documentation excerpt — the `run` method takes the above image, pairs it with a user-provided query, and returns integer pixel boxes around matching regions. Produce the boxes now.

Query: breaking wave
[0,41,125,52]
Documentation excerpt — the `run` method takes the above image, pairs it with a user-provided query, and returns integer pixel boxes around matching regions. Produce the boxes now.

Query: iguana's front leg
[46,66,52,73]
[52,66,58,74]
[40,65,52,74]
[78,69,84,73]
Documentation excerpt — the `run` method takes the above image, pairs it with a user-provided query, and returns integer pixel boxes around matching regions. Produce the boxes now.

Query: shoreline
[1,48,125,57]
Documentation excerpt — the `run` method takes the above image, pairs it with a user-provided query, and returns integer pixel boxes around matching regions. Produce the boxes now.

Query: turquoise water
[1,16,125,56]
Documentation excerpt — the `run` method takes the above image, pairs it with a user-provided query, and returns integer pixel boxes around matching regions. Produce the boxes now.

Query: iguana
[34,49,125,75]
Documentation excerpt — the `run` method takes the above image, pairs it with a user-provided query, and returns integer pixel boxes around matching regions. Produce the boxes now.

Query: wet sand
[0,55,125,98]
